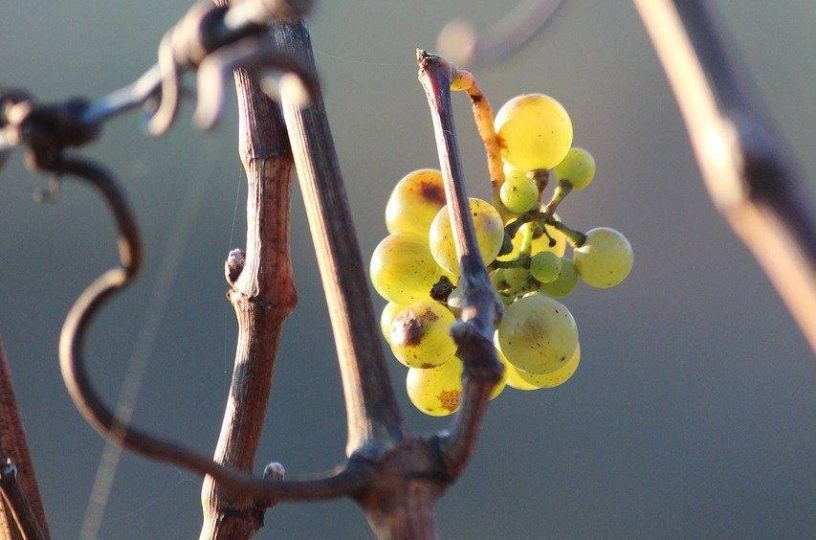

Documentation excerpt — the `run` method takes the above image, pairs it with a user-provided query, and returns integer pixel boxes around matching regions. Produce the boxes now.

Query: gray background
[1,1,815,538]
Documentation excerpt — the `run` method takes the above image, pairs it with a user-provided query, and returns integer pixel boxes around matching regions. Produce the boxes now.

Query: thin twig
[417,50,503,478]
[273,21,406,457]
[635,0,816,353]
[54,156,369,506]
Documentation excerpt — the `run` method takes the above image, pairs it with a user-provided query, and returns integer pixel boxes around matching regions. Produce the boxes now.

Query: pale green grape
[370,233,448,304]
[503,267,531,291]
[494,93,573,171]
[529,251,561,284]
[538,257,578,297]
[497,347,539,391]
[553,147,596,191]
[515,343,581,389]
[498,221,566,261]
[385,169,447,237]
[573,227,633,288]
[499,169,539,214]
[406,359,463,416]
[429,198,504,275]
[380,302,407,345]
[389,300,457,369]
[496,293,578,375]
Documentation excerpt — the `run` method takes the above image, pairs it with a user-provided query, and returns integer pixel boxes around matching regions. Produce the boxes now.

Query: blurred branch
[0,341,48,540]
[437,0,565,67]
[417,50,503,479]
[0,458,45,540]
[635,0,816,353]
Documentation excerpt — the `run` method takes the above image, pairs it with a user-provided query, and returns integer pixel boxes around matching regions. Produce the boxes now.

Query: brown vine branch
[417,50,504,478]
[273,21,406,457]
[635,0,816,353]
[0,458,44,540]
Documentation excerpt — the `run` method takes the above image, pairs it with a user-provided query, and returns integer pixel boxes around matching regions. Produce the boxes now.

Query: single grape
[429,198,504,275]
[573,227,634,288]
[406,359,463,416]
[370,232,448,304]
[497,347,539,391]
[529,251,561,284]
[514,343,581,389]
[389,300,457,369]
[498,221,566,261]
[538,257,578,297]
[380,302,407,345]
[499,170,539,214]
[385,169,447,237]
[494,94,573,171]
[553,147,596,191]
[496,293,578,375]
[503,267,531,291]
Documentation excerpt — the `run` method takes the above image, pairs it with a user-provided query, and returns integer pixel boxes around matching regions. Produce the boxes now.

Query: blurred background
[1,1,815,538]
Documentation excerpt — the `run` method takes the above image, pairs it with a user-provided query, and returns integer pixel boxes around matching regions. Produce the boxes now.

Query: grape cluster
[370,92,633,416]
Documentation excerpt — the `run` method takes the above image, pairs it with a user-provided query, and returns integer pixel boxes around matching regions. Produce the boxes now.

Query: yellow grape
[370,232,448,304]
[385,169,447,237]
[496,293,578,375]
[380,302,407,345]
[499,166,539,214]
[406,359,463,416]
[389,300,457,369]
[573,227,634,288]
[514,343,581,389]
[494,94,573,171]
[553,147,596,191]
[429,198,504,275]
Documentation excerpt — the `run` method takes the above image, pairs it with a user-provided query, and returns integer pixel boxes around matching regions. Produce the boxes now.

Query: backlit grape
[406,359,463,416]
[538,258,578,298]
[370,232,448,304]
[380,301,407,345]
[495,94,573,171]
[499,168,539,214]
[573,227,633,288]
[553,147,596,191]
[514,343,581,388]
[385,169,447,237]
[429,198,504,275]
[389,300,457,369]
[529,251,561,284]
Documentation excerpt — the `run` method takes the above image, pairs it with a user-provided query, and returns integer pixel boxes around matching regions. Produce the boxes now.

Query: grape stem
[636,0,816,352]
[504,210,587,247]
[417,49,504,479]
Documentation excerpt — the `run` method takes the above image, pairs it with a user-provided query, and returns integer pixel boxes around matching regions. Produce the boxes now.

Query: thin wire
[78,152,207,540]
[224,165,244,393]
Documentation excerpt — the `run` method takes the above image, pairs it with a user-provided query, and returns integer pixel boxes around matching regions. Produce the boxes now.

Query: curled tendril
[194,35,317,130]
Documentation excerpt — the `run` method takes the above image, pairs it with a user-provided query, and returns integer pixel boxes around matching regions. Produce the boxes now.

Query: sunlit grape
[499,168,539,214]
[385,169,447,237]
[380,301,407,345]
[429,198,504,275]
[370,232,448,304]
[406,359,463,417]
[494,93,573,171]
[514,343,581,389]
[538,258,578,298]
[496,293,578,375]
[573,227,634,288]
[553,147,596,191]
[389,300,457,369]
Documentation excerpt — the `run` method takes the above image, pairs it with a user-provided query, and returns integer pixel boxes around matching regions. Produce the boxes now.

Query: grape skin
[529,251,561,284]
[573,227,634,288]
[406,359,463,416]
[500,170,539,214]
[496,293,578,375]
[538,258,578,298]
[389,300,457,369]
[494,94,573,171]
[385,169,447,238]
[380,301,407,345]
[514,343,581,389]
[429,198,505,275]
[553,147,596,191]
[370,232,448,304]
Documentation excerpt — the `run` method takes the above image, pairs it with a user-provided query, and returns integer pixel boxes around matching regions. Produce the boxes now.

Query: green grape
[538,258,578,297]
[503,267,531,291]
[389,300,457,369]
[573,227,634,288]
[553,147,596,191]
[429,198,504,275]
[380,301,407,345]
[499,170,539,214]
[406,359,463,416]
[498,221,566,261]
[529,251,561,284]
[494,93,573,171]
[385,169,447,237]
[515,343,581,389]
[497,347,539,391]
[370,232,448,304]
[496,293,578,375]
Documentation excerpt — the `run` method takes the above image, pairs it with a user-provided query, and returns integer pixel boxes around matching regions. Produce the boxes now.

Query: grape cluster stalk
[370,82,634,415]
